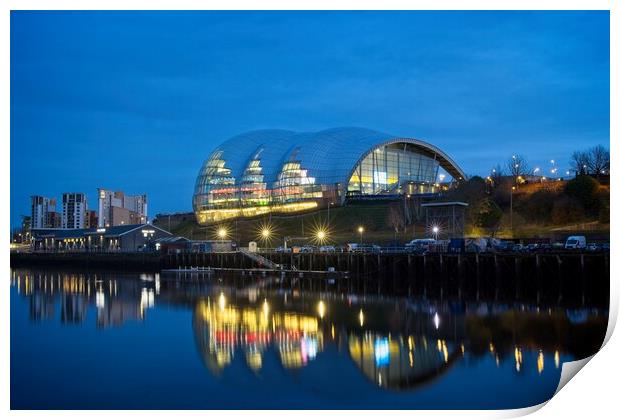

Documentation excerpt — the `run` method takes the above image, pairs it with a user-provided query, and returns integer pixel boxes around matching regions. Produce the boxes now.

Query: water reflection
[194,298,323,373]
[11,269,608,394]
[11,270,157,328]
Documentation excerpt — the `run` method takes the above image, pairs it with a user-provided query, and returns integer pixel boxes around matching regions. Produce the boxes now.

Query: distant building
[98,189,147,227]
[30,223,172,252]
[12,215,32,243]
[31,196,57,229]
[49,211,62,228]
[420,201,469,238]
[62,193,87,229]
[85,210,98,229]
[21,215,31,235]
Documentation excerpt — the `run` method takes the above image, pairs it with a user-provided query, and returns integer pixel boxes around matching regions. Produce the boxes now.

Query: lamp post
[326,201,335,228]
[432,226,439,241]
[510,186,516,234]
[218,227,227,244]
[261,227,271,242]
[357,226,364,244]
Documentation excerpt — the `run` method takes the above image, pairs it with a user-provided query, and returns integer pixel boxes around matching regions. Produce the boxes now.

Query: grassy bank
[154,202,609,247]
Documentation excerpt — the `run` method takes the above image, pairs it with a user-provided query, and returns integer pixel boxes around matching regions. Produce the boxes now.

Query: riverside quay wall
[11,251,609,307]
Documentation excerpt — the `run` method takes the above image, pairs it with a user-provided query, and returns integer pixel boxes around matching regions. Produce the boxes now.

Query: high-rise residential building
[31,196,57,229]
[62,193,87,229]
[85,210,98,229]
[49,211,62,228]
[97,189,147,227]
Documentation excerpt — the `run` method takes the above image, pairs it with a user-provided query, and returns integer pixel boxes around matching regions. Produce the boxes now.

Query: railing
[239,249,278,269]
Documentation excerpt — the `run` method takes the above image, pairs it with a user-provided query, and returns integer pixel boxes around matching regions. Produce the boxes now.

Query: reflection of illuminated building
[193,299,323,374]
[348,333,460,389]
[11,269,603,390]
[29,292,55,321]
[61,293,87,324]
[96,299,145,328]
[11,270,155,329]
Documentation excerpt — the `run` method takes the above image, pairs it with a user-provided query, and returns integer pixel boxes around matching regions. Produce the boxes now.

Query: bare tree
[570,150,590,175]
[490,164,504,187]
[387,203,406,234]
[587,145,610,176]
[505,155,530,180]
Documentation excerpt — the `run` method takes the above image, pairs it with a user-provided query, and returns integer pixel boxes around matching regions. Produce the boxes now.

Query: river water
[10,268,608,409]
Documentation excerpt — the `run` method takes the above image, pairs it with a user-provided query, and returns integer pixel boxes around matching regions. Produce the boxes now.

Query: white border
[3,2,617,420]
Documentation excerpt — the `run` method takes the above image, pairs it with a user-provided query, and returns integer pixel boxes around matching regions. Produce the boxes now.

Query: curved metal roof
[203,127,465,187]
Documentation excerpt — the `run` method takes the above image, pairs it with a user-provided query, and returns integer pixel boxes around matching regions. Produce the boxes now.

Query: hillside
[154,174,611,246]
[153,202,429,246]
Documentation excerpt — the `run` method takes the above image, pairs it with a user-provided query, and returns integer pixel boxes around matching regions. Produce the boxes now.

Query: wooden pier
[11,250,609,307]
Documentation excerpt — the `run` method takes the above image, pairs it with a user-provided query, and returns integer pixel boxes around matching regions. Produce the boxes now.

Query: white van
[565,236,586,249]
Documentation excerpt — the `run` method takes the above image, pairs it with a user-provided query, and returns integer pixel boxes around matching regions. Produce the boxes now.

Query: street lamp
[510,186,516,234]
[315,229,327,244]
[432,225,439,240]
[261,228,271,241]
[327,201,335,223]
[217,227,227,243]
[357,226,364,244]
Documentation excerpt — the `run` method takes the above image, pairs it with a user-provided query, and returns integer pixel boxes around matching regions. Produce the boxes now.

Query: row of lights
[214,223,440,243]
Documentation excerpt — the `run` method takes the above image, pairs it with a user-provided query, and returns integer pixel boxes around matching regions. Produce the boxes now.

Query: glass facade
[239,151,269,207]
[272,161,323,204]
[193,128,465,224]
[192,151,237,212]
[347,144,441,196]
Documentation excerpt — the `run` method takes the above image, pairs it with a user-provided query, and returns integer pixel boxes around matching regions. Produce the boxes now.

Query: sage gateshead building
[193,127,466,224]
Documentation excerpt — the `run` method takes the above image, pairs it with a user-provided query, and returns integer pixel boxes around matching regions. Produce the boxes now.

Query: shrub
[475,198,503,230]
[516,189,556,224]
[551,196,585,225]
[565,175,601,215]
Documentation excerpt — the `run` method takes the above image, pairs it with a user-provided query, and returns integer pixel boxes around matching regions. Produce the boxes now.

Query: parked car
[405,238,436,253]
[351,244,380,253]
[525,243,539,252]
[319,245,336,252]
[300,245,317,253]
[565,236,586,250]
[493,240,515,252]
[345,243,359,252]
[537,244,553,252]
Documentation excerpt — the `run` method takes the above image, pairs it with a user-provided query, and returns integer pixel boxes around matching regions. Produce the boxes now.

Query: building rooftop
[31,224,172,239]
[420,201,469,207]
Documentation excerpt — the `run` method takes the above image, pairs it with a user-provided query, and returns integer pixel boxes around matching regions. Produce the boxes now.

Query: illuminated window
[348,144,440,195]
[272,161,322,204]
[239,151,269,207]
[193,151,237,211]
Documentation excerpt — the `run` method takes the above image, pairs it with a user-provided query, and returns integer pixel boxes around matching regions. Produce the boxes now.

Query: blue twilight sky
[10,11,609,227]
